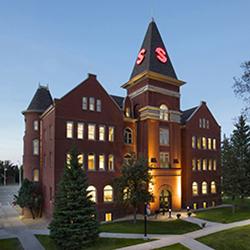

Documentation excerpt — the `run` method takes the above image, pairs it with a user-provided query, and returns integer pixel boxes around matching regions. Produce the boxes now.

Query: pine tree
[49,147,99,249]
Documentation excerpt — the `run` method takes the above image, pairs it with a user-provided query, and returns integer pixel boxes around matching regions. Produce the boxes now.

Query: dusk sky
[0,1,249,164]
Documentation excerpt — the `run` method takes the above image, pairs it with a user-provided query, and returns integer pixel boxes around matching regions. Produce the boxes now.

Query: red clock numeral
[155,47,167,63]
[136,48,146,65]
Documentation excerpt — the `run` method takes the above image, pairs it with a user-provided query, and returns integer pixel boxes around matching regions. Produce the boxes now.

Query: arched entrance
[159,189,172,212]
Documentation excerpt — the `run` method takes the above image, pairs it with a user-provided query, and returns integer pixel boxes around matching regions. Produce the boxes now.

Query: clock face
[136,48,146,65]
[155,47,167,63]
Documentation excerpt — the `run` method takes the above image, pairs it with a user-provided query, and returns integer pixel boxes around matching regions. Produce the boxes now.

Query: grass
[195,198,250,223]
[100,219,200,234]
[36,235,152,250]
[154,243,190,250]
[197,224,250,250]
[0,238,23,250]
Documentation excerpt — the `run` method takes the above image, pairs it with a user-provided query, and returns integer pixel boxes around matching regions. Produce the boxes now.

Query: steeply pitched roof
[181,106,198,124]
[130,20,177,80]
[110,95,124,109]
[24,85,53,113]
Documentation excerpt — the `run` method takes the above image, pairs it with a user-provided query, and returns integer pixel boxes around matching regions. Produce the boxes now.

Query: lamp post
[144,202,147,239]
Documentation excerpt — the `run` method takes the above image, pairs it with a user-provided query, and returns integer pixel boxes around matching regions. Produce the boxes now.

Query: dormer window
[82,97,87,110]
[159,104,168,121]
[89,97,95,111]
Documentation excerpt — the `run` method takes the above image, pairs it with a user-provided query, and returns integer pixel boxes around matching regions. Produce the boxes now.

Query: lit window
[105,212,112,222]
[159,104,168,120]
[192,136,196,149]
[33,169,39,182]
[159,128,169,145]
[103,185,113,202]
[213,160,217,171]
[193,203,197,210]
[160,152,169,168]
[197,137,201,149]
[125,108,130,117]
[202,159,207,171]
[96,99,102,112]
[206,120,209,129]
[89,97,95,111]
[108,127,114,142]
[82,97,87,110]
[66,122,73,138]
[108,155,114,171]
[88,124,95,140]
[87,185,97,203]
[197,159,201,171]
[77,123,84,139]
[88,153,95,170]
[208,138,212,150]
[208,159,213,171]
[213,139,216,150]
[192,182,198,196]
[203,202,207,208]
[202,181,208,194]
[211,181,216,194]
[34,120,39,131]
[192,159,196,171]
[66,153,71,167]
[202,137,207,149]
[99,154,105,170]
[124,128,133,144]
[99,125,105,141]
[78,154,84,167]
[33,139,39,155]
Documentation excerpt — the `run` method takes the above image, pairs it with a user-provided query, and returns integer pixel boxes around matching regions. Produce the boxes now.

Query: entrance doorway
[159,189,171,212]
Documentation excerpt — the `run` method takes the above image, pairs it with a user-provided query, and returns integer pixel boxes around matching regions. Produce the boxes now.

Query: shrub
[176,213,181,219]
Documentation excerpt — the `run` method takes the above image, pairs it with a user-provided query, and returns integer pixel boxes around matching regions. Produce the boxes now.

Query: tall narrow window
[99,125,105,141]
[159,104,168,120]
[103,185,113,202]
[192,159,196,171]
[202,137,207,149]
[192,136,196,149]
[208,159,213,171]
[160,152,170,168]
[202,159,207,171]
[202,181,208,194]
[108,126,114,142]
[99,154,105,170]
[213,139,216,150]
[192,182,198,196]
[199,119,202,128]
[66,153,71,167]
[96,99,101,112]
[78,154,84,168]
[197,159,201,171]
[208,138,212,150]
[88,153,95,170]
[206,120,210,129]
[88,124,95,140]
[82,97,87,110]
[211,181,216,193]
[33,139,39,155]
[77,123,84,139]
[202,118,206,128]
[159,128,169,145]
[89,97,95,111]
[124,128,133,144]
[105,213,112,222]
[108,155,114,171]
[197,137,201,149]
[66,122,73,138]
[34,120,39,131]
[213,160,217,171]
[87,185,97,203]
[33,169,39,182]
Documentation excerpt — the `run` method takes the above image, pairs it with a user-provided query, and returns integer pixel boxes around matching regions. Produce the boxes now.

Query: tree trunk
[133,207,137,224]
[29,207,35,219]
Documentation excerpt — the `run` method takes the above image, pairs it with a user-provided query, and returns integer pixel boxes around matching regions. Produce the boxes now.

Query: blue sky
[0,1,249,163]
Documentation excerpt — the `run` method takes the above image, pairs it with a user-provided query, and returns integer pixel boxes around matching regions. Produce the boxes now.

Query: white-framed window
[103,185,113,202]
[89,97,95,111]
[78,154,84,168]
[208,159,213,171]
[34,120,39,131]
[99,154,105,170]
[33,139,39,155]
[213,159,217,171]
[159,104,168,120]
[192,159,196,171]
[202,137,207,149]
[108,126,114,142]
[159,128,169,145]
[105,212,112,222]
[88,153,95,170]
[192,182,198,196]
[213,139,216,150]
[88,124,96,140]
[124,128,133,144]
[192,136,196,149]
[66,121,73,138]
[108,155,114,171]
[202,118,206,128]
[199,118,202,128]
[77,123,84,139]
[96,99,101,112]
[197,159,201,171]
[202,159,207,171]
[33,169,39,182]
[211,181,216,194]
[202,181,208,194]
[87,185,97,203]
[160,152,170,168]
[208,138,212,150]
[206,120,210,129]
[197,137,201,149]
[99,125,105,141]
[82,97,87,110]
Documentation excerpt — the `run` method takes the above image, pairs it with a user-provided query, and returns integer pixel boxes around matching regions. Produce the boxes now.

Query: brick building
[22,20,221,221]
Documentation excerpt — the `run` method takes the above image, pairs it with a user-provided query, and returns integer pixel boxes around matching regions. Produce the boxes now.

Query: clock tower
[122,20,185,211]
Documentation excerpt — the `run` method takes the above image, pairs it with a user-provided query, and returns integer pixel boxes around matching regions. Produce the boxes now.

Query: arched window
[33,139,39,155]
[211,181,216,194]
[103,185,113,202]
[124,128,133,144]
[87,185,97,203]
[202,181,208,194]
[192,182,198,196]
[159,104,168,121]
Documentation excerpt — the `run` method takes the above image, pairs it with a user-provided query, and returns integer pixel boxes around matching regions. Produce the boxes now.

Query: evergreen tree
[49,147,98,249]
[114,155,153,223]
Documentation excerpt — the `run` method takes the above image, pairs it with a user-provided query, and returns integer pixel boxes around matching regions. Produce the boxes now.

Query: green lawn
[100,219,200,234]
[154,243,189,250]
[195,198,250,223]
[0,238,23,250]
[36,235,152,250]
[197,224,250,250]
